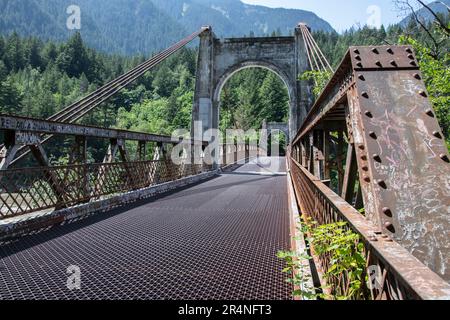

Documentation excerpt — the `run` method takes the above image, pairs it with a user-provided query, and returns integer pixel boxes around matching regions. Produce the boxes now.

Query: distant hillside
[150,0,334,37]
[0,0,335,55]
[0,0,185,55]
[400,0,450,26]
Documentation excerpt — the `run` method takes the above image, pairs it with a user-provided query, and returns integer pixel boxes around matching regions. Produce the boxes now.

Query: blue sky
[241,0,432,32]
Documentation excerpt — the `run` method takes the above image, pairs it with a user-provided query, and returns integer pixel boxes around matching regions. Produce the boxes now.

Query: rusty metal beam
[69,136,87,164]
[0,114,206,145]
[0,130,19,170]
[136,141,146,161]
[293,45,431,144]
[323,130,331,181]
[291,45,450,282]
[336,130,345,195]
[341,143,358,203]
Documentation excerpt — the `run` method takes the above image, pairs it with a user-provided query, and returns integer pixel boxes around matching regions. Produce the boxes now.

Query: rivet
[362,92,369,98]
[364,176,371,183]
[387,48,394,54]
[358,145,365,150]
[361,155,368,161]
[375,60,382,67]
[372,48,379,54]
[365,111,373,118]
[410,61,417,66]
[425,109,435,117]
[385,222,395,233]
[369,131,377,139]
[362,166,369,171]
[373,154,382,162]
[433,131,442,139]
[355,55,361,61]
[406,48,413,53]
[407,54,414,59]
[382,207,393,217]
[358,74,365,81]
[413,73,421,80]
[419,90,427,97]
[440,154,450,163]
[377,180,387,189]
[353,49,360,54]
[425,109,434,117]
[390,60,397,67]
[356,62,363,68]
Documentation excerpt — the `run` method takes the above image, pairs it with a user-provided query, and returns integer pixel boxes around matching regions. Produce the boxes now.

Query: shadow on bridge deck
[0,157,292,300]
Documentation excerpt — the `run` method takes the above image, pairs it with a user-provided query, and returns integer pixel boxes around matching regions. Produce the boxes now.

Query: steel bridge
[0,24,449,300]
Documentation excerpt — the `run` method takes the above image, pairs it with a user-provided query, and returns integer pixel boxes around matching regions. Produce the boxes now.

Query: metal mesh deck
[0,158,292,300]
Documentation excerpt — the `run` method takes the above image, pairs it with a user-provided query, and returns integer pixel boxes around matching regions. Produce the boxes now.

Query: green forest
[0,12,448,163]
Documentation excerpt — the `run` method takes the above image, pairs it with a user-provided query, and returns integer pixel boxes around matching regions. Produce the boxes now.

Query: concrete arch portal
[213,60,294,105]
[192,24,313,143]
[265,122,290,142]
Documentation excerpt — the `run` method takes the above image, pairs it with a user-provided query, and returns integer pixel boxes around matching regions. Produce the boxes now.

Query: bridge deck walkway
[0,157,292,300]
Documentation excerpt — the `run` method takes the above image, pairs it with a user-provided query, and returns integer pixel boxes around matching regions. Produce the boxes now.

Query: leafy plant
[308,220,366,300]
[277,218,322,300]
[277,250,319,300]
[278,216,367,300]
[300,70,332,99]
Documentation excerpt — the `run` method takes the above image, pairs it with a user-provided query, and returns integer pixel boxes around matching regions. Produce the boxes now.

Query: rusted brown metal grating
[0,169,292,300]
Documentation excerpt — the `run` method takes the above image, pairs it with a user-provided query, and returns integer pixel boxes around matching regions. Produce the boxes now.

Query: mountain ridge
[0,0,335,55]
[400,0,450,26]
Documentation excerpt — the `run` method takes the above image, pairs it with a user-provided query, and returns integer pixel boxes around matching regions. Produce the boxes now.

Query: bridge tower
[192,24,314,144]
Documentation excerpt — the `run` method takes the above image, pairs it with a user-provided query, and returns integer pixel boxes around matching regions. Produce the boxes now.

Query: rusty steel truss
[0,114,259,219]
[0,113,210,169]
[289,45,450,299]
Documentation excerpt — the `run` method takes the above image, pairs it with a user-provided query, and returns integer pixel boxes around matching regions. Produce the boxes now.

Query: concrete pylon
[192,27,215,142]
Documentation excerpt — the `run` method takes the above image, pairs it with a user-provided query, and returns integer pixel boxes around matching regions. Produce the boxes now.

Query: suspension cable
[300,26,321,73]
[8,27,210,166]
[299,24,333,74]
[303,26,333,72]
[304,30,328,72]
[300,27,315,75]
[303,28,324,72]
[51,27,209,123]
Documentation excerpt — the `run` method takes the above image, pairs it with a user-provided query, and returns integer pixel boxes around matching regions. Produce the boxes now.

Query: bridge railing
[0,160,213,219]
[219,142,261,168]
[289,45,450,299]
[0,114,261,219]
[289,156,450,300]
[0,114,212,219]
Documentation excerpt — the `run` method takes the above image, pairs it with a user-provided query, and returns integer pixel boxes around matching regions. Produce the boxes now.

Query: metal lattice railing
[289,156,450,300]
[0,160,213,219]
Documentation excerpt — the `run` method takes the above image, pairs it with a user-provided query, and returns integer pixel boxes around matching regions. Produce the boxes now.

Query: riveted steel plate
[354,68,450,281]
[350,45,419,70]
